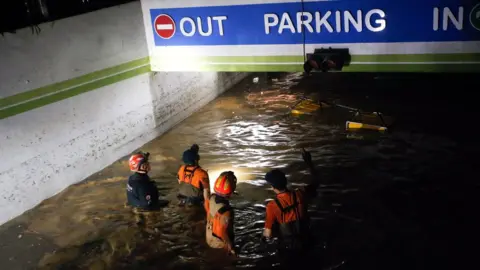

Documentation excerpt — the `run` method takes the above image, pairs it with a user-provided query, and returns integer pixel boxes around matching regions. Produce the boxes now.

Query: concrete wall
[0,2,247,226]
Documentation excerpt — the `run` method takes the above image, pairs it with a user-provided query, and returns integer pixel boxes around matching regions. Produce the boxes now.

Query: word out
[179,16,228,36]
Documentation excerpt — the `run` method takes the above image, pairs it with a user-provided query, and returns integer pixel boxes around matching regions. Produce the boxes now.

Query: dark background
[0,0,138,35]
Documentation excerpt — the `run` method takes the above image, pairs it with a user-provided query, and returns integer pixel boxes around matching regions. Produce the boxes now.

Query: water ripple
[0,73,472,270]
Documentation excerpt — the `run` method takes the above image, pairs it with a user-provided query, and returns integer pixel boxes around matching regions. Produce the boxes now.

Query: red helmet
[214,171,237,197]
[129,152,150,173]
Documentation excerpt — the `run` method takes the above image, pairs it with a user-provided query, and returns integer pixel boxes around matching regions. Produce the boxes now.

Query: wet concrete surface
[0,72,479,270]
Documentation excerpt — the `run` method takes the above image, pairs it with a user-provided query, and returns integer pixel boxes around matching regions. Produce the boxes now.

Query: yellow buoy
[346,121,388,132]
[291,99,330,115]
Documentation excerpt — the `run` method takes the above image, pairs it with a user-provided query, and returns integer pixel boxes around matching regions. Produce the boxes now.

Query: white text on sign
[180,16,228,36]
[432,7,463,31]
[264,9,387,34]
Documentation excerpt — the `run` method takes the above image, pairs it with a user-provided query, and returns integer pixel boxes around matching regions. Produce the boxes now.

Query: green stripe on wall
[0,57,150,109]
[1,52,479,120]
[343,63,480,72]
[170,53,480,63]
[198,64,305,72]
[351,53,480,62]
[196,63,480,72]
[0,65,150,120]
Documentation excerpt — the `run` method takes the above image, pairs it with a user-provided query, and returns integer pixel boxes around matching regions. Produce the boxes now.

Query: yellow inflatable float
[346,112,393,132]
[290,99,331,115]
[345,121,388,132]
[290,99,393,133]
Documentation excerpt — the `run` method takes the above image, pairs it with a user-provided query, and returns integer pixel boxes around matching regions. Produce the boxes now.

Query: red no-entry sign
[154,14,176,39]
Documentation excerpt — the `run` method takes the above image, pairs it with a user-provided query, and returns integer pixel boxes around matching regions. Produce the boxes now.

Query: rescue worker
[206,171,237,255]
[126,151,160,210]
[177,144,210,208]
[262,148,319,253]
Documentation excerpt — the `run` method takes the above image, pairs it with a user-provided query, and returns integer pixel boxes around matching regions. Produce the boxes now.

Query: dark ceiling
[1,0,138,35]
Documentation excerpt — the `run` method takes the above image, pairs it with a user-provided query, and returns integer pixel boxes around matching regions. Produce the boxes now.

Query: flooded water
[1,72,479,270]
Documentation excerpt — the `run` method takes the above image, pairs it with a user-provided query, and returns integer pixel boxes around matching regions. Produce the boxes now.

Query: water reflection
[0,73,474,270]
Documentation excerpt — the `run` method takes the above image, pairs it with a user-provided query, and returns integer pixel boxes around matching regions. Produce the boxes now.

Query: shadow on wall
[147,71,248,132]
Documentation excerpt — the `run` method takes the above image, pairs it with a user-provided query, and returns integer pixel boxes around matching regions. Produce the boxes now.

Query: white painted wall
[0,2,248,226]
[0,2,148,99]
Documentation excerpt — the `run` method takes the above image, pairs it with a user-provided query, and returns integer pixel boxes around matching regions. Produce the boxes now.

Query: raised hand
[301,148,312,165]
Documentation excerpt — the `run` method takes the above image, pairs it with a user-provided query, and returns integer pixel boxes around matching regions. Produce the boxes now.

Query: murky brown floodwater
[1,72,478,270]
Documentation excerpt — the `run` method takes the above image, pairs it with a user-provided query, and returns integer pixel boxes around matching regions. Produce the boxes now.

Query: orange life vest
[177,165,207,198]
[273,190,310,248]
[178,165,200,186]
[207,194,233,242]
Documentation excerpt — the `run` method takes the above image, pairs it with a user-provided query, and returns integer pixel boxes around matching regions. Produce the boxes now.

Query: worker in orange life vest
[177,144,210,209]
[206,171,237,255]
[262,148,319,252]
